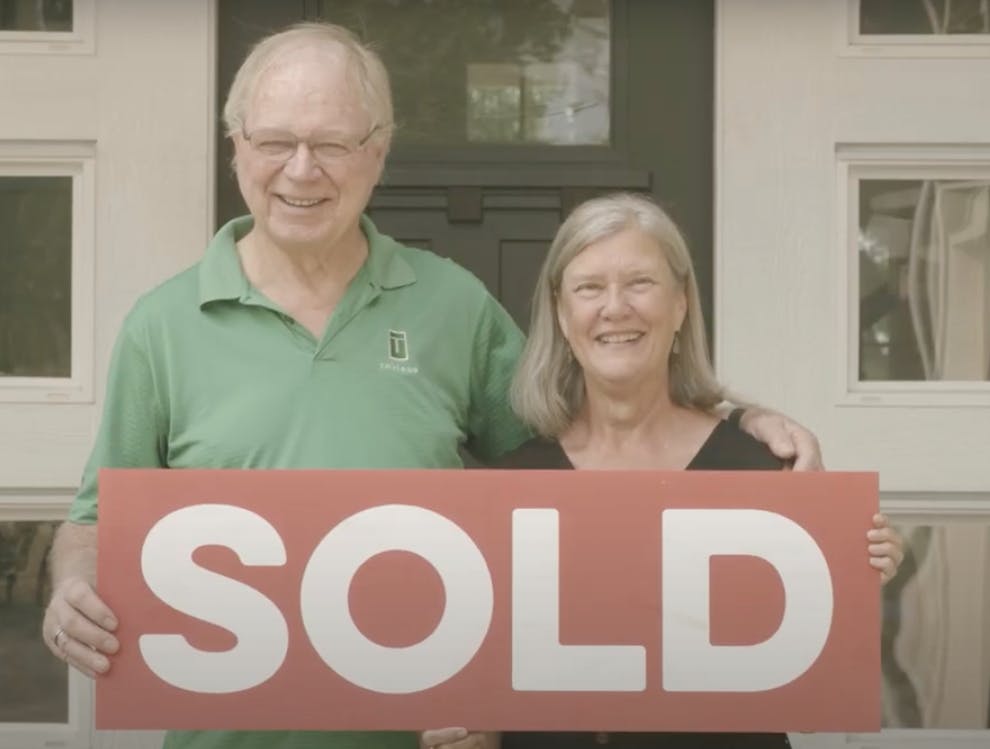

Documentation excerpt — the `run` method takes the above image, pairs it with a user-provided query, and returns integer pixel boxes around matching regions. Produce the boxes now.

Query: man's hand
[738,407,824,470]
[420,728,499,749]
[43,521,119,677]
[43,576,120,678]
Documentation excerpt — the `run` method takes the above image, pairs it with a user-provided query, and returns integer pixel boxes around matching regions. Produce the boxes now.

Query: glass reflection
[0,176,72,378]
[861,0,990,35]
[0,0,73,32]
[0,521,67,723]
[316,0,610,146]
[858,178,990,381]
[883,522,990,728]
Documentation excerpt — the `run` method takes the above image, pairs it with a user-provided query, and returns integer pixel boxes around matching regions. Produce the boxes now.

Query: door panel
[0,4,214,746]
[716,0,989,492]
[717,2,990,743]
[367,190,605,328]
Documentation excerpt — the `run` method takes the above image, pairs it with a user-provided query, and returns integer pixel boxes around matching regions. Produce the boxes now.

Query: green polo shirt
[69,215,531,749]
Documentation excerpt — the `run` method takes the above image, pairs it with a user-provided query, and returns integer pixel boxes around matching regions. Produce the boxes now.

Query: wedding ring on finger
[53,626,67,651]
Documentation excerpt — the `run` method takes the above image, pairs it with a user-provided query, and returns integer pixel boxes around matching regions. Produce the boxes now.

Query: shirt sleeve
[68,316,167,523]
[464,294,533,463]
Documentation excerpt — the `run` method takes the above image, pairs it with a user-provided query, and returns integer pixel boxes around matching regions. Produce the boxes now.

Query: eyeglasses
[242,124,386,165]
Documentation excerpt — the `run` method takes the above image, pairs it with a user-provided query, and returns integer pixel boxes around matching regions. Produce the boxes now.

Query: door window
[314,0,610,146]
[860,0,990,35]
[0,177,72,379]
[858,177,990,383]
[0,0,72,32]
[882,520,990,729]
[0,521,66,724]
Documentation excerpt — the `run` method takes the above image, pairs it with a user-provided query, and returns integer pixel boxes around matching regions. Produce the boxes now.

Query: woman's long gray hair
[510,192,724,437]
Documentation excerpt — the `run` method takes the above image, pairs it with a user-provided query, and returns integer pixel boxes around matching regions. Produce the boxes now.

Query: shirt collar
[198,214,416,307]
[359,215,417,291]
[197,216,251,306]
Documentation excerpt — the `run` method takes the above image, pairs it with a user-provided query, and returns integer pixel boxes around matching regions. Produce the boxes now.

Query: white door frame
[715,1,990,746]
[0,0,217,747]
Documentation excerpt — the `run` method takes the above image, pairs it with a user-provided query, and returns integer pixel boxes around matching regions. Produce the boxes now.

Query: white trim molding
[0,141,97,404]
[840,0,990,59]
[0,676,93,749]
[881,491,990,520]
[842,731,990,748]
[0,488,74,519]
[0,499,91,749]
[836,143,990,409]
[0,0,95,56]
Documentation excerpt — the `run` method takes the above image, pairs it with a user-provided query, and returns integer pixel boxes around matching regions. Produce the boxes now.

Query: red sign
[96,468,879,732]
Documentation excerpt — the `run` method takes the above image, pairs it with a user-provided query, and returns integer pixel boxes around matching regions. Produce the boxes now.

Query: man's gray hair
[511,192,724,437]
[222,22,393,141]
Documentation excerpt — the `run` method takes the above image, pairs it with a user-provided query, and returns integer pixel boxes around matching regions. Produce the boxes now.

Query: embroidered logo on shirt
[388,329,409,361]
[381,329,418,374]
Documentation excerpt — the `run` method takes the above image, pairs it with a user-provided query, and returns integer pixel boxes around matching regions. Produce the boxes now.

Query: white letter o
[300,504,493,694]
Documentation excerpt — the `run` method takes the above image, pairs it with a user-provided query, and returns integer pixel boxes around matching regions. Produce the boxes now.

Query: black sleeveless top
[494,420,791,749]
[494,419,783,472]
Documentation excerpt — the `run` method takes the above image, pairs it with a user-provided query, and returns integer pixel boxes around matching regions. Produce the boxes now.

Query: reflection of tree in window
[880,525,931,727]
[0,177,72,378]
[861,0,990,35]
[860,176,990,382]
[0,521,67,724]
[316,0,610,145]
[881,524,990,729]
[858,180,927,381]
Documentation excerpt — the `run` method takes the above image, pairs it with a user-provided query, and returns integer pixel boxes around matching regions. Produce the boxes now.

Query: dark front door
[217,0,713,334]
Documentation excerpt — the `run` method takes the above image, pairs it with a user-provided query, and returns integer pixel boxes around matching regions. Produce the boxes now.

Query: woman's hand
[868,513,904,585]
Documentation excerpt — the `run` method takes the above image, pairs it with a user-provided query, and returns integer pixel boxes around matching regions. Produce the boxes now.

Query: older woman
[496,193,903,749]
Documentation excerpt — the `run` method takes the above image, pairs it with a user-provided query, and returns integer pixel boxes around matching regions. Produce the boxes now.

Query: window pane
[0,521,67,723]
[861,0,990,35]
[858,179,990,382]
[0,0,73,31]
[882,522,990,729]
[315,0,610,146]
[0,176,72,378]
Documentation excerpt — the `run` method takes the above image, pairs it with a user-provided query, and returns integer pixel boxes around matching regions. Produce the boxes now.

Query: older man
[43,22,822,749]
